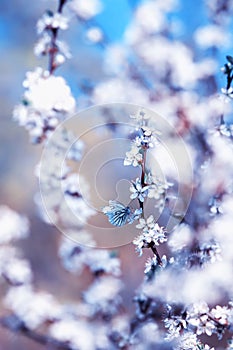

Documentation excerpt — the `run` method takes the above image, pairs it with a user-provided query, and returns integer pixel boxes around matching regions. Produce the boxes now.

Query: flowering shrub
[2,0,233,349]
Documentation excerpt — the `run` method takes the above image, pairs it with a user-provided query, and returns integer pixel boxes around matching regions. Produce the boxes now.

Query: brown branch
[150,243,163,267]
[58,0,67,13]
[48,0,67,74]
[140,148,146,186]
[140,146,163,266]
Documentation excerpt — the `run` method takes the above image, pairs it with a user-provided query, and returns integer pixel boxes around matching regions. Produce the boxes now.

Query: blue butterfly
[102,201,131,227]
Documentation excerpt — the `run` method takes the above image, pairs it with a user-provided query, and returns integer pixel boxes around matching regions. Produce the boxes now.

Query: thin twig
[150,243,163,266]
[48,0,67,74]
[140,147,163,265]
[140,148,146,186]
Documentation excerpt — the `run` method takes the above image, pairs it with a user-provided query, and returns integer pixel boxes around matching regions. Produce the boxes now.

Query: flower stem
[150,243,163,266]
[58,0,67,13]
[141,148,147,186]
[138,148,148,217]
[48,0,67,74]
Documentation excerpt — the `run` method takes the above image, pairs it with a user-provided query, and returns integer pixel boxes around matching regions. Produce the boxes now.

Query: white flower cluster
[13,2,75,143]
[35,10,71,65]
[0,207,31,286]
[62,173,95,225]
[144,255,167,275]
[69,0,102,19]
[124,144,143,167]
[165,301,232,344]
[37,11,69,34]
[49,318,98,350]
[133,216,167,256]
[130,178,149,202]
[0,206,29,244]
[175,332,215,350]
[215,122,233,138]
[4,285,60,329]
[146,172,173,208]
[83,276,123,316]
[221,87,233,100]
[0,247,32,286]
[59,235,121,276]
[13,68,75,142]
[127,173,172,214]
[86,27,104,43]
[194,25,229,49]
[37,128,95,228]
[124,110,160,167]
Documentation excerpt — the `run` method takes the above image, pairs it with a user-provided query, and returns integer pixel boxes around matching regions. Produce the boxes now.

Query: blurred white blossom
[37,11,69,34]
[195,25,230,48]
[69,0,102,19]
[83,276,123,316]
[86,27,103,43]
[0,206,29,244]
[5,285,60,329]
[24,69,75,112]
[49,318,96,350]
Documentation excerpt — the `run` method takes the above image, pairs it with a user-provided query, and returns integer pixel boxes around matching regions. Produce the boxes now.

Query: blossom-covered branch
[103,109,171,268]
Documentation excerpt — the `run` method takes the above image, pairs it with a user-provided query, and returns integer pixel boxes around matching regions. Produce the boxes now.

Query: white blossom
[210,305,230,326]
[124,145,143,167]
[187,302,216,336]
[34,32,51,56]
[0,206,29,244]
[146,174,172,202]
[56,39,72,59]
[168,224,193,251]
[67,139,85,161]
[4,285,60,329]
[24,70,75,113]
[49,318,95,350]
[14,68,76,142]
[63,193,96,225]
[175,332,198,349]
[130,109,150,124]
[93,77,149,105]
[164,316,187,339]
[134,126,160,149]
[144,256,159,274]
[86,27,103,43]
[133,221,166,256]
[221,87,233,100]
[69,0,102,19]
[3,258,32,285]
[136,215,157,232]
[194,25,229,48]
[0,247,32,285]
[174,329,215,349]
[130,178,149,202]
[37,11,69,34]
[83,276,123,315]
[59,238,121,277]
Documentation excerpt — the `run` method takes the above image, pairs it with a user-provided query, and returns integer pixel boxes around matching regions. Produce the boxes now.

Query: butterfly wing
[108,202,131,227]
[102,201,131,227]
[109,208,129,226]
